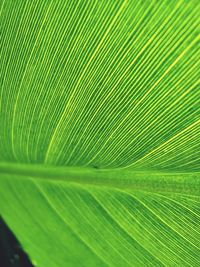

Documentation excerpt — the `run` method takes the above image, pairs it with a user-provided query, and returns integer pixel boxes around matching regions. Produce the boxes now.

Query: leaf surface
[0,0,200,266]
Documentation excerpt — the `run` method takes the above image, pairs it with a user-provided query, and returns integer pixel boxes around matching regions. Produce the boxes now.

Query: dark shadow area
[0,217,34,267]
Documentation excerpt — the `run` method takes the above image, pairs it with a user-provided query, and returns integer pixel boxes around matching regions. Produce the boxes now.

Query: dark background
[0,217,33,267]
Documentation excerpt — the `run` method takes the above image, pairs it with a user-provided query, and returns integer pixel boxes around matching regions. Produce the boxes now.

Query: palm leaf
[0,0,200,266]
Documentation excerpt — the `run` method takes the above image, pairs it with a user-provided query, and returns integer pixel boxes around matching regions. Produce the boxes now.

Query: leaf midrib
[0,161,199,195]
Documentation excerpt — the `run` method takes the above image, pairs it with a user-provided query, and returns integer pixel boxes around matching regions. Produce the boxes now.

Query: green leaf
[0,0,200,266]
